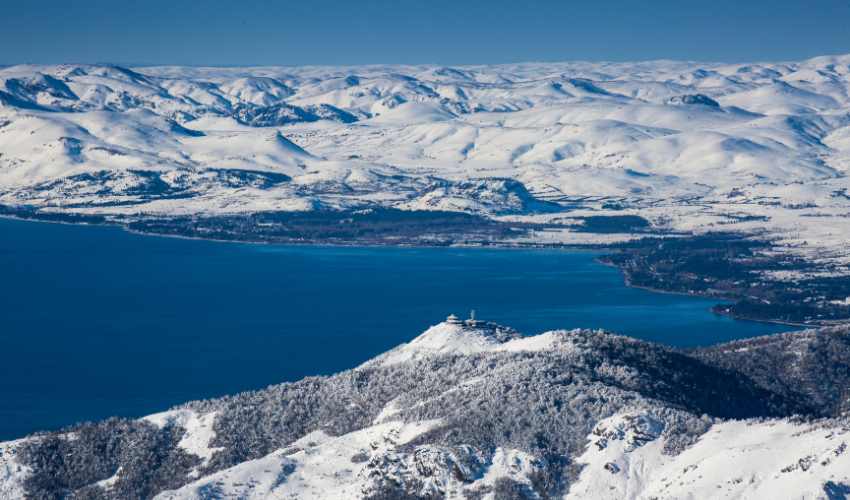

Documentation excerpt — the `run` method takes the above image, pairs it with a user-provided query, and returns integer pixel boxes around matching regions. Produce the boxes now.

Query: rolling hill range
[1,57,850,261]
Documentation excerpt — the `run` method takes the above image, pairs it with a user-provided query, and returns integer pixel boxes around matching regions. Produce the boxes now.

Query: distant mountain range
[2,318,849,498]
[2,57,850,276]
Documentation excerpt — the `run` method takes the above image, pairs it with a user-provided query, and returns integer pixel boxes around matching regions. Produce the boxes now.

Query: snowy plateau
[2,319,850,499]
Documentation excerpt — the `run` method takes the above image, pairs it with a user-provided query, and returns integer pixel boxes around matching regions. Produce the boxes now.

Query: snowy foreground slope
[3,56,850,269]
[2,319,849,499]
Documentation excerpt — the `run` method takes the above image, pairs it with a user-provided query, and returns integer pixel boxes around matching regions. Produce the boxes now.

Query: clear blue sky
[3,0,849,66]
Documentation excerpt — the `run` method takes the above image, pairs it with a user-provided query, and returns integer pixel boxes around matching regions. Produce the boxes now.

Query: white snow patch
[567,412,850,499]
[473,447,541,494]
[494,329,582,353]
[0,439,31,500]
[155,419,441,500]
[365,321,517,367]
[94,467,122,490]
[143,409,222,465]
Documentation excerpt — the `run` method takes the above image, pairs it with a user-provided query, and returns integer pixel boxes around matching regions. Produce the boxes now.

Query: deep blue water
[0,217,792,439]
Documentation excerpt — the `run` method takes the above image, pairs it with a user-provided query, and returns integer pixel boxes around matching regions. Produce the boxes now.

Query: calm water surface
[0,217,791,439]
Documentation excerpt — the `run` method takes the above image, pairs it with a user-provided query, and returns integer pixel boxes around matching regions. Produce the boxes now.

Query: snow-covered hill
[3,56,850,270]
[2,318,849,499]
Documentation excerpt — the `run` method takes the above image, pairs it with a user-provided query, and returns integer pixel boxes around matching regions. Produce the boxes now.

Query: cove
[0,217,792,439]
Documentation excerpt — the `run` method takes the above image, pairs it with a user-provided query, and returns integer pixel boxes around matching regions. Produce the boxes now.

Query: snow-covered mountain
[3,56,850,270]
[2,318,848,499]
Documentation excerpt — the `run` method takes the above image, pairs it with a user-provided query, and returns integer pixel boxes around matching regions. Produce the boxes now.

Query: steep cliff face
[3,321,849,499]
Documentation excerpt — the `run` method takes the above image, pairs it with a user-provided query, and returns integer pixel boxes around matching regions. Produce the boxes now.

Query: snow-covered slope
[3,56,850,269]
[3,318,849,499]
[567,412,850,500]
[151,411,850,500]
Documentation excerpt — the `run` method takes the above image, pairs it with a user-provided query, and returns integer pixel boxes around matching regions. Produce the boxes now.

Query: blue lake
[0,217,792,439]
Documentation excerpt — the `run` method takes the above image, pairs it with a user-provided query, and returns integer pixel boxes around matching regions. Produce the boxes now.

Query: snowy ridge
[3,319,850,498]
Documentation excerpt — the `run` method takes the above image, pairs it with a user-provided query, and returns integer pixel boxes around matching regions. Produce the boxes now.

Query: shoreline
[1,211,610,252]
[593,256,813,329]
